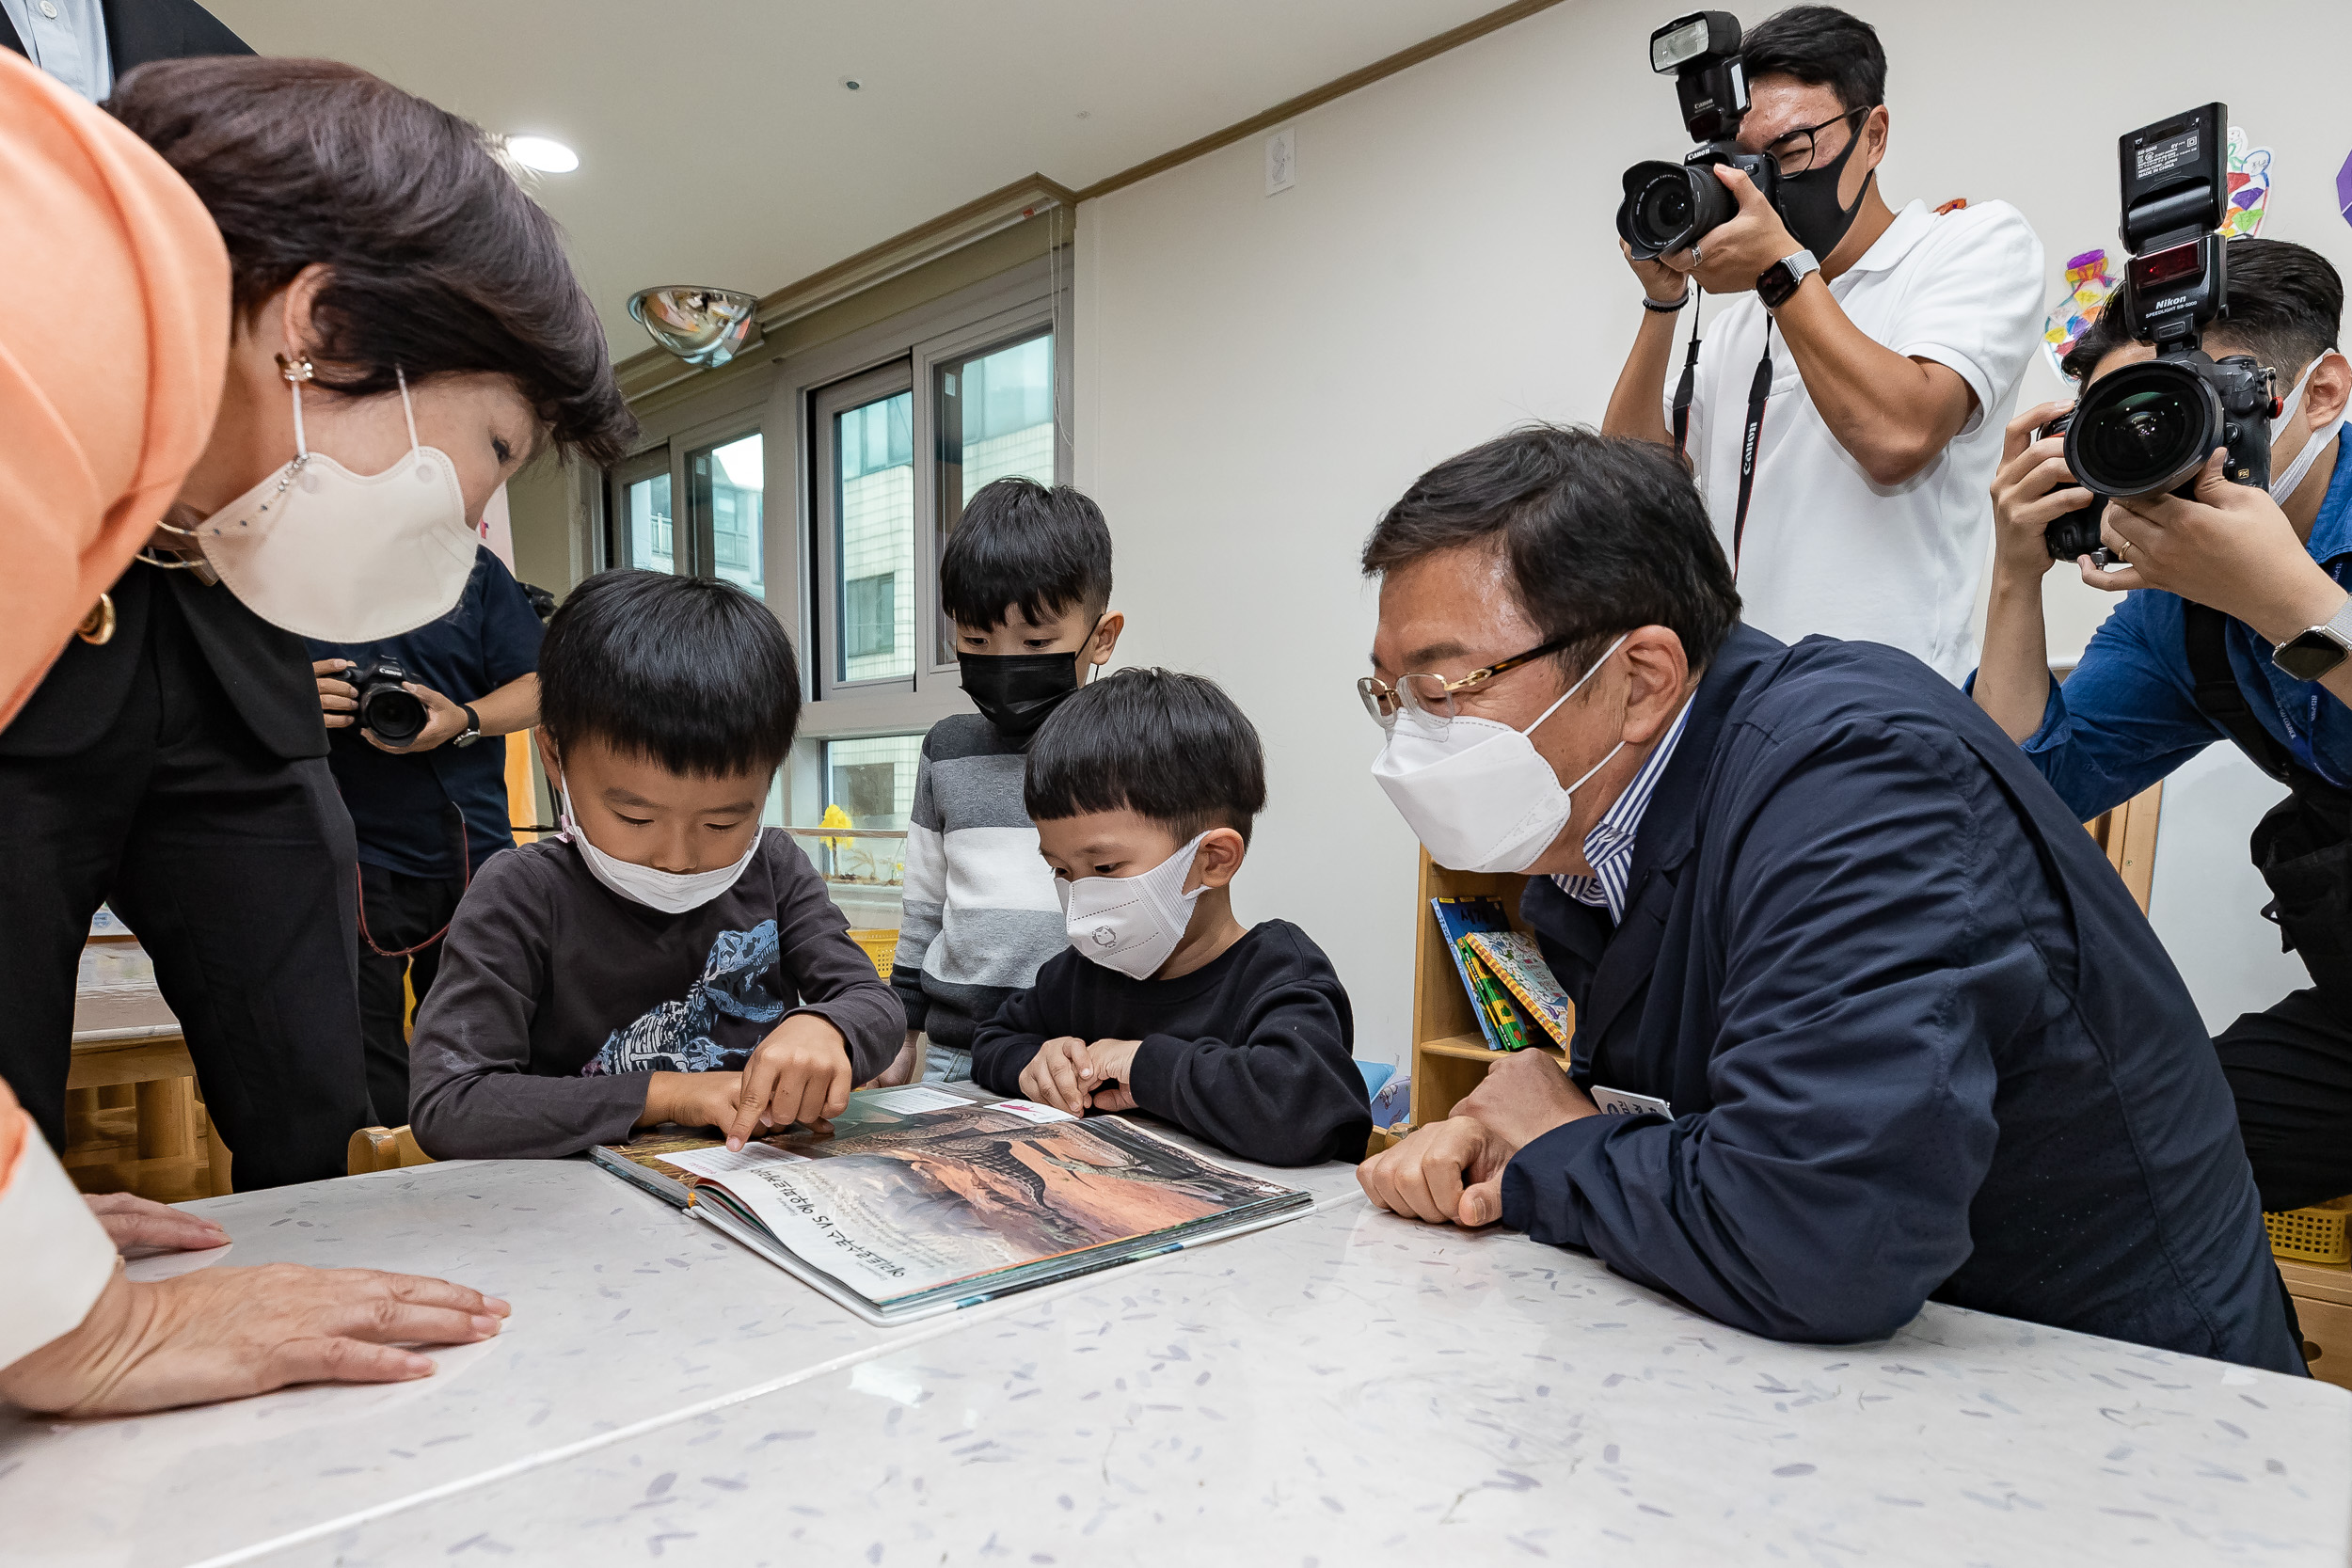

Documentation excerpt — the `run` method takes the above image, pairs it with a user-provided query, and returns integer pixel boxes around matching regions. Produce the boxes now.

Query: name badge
[1590,1085,1672,1119]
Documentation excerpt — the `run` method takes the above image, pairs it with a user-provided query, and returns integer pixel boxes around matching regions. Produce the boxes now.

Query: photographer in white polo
[1601,6,2044,682]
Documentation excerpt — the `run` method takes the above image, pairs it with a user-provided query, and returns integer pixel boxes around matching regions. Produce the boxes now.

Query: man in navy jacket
[1357,424,2300,1373]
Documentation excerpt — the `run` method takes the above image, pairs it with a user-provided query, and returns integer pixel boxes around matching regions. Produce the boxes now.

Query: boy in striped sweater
[884,479,1124,1084]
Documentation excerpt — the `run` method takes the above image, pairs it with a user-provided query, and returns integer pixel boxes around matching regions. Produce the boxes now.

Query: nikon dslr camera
[1615,11,1777,261]
[2048,102,2276,560]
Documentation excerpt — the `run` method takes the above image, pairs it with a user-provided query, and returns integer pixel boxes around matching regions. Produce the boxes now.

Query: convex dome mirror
[627,286,763,369]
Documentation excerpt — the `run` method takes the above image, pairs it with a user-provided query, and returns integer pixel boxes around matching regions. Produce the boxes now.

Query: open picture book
[592,1082,1311,1324]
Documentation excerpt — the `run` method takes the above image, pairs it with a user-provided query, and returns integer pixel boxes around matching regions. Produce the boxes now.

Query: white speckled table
[7,1152,2345,1568]
[0,1141,1363,1568]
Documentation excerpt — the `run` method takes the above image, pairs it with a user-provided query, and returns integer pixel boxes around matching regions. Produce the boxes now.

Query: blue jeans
[922,1042,974,1085]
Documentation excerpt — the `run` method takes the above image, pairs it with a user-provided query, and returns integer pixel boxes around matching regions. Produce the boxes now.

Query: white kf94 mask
[1370,634,1630,874]
[1057,832,1212,980]
[559,785,763,915]
[178,369,479,641]
[2269,354,2349,505]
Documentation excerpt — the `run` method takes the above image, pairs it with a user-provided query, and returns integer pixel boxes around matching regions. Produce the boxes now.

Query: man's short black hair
[1025,669,1266,847]
[939,478,1114,631]
[2063,237,2344,384]
[540,569,802,777]
[1360,425,1741,680]
[1740,6,1886,112]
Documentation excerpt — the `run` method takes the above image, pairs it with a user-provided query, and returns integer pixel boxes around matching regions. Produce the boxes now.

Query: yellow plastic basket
[2265,1197,2352,1265]
[847,928,898,982]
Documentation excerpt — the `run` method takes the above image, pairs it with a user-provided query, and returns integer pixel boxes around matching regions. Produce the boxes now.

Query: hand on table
[726,1014,851,1149]
[859,1031,921,1090]
[0,1262,509,1417]
[1017,1037,1143,1115]
[1357,1051,1595,1227]
[83,1192,230,1256]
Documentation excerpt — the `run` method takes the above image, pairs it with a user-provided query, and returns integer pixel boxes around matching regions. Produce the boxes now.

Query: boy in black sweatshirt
[970,670,1369,1165]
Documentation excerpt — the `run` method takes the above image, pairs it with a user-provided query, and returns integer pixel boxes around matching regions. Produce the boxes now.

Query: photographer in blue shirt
[1972,238,2352,1213]
[308,545,547,1124]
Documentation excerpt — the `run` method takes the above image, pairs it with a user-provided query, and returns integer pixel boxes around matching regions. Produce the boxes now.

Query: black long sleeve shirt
[970,920,1369,1167]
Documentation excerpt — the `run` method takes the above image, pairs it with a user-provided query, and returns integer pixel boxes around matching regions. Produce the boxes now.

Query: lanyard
[1733,322,1776,571]
[1671,286,1705,458]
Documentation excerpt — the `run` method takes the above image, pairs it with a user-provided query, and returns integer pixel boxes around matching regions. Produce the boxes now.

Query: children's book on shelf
[592,1083,1310,1325]
[1429,896,1533,1051]
[1460,929,1574,1048]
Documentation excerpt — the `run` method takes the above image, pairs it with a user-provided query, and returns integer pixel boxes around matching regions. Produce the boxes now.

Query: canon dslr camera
[350,658,428,747]
[1616,11,1777,261]
[2048,101,2276,561]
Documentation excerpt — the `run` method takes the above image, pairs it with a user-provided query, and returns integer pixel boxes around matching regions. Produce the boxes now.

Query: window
[845,572,896,658]
[607,430,765,598]
[692,433,764,598]
[826,735,922,829]
[933,330,1056,664]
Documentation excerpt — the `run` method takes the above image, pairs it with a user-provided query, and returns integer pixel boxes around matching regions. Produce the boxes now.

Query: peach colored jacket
[0,49,229,730]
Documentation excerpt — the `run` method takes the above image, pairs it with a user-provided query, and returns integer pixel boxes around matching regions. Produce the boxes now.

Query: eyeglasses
[1358,634,1579,727]
[1761,105,1872,178]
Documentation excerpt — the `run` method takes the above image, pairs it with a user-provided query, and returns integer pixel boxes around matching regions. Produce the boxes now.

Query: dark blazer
[0,2,317,761]
[1502,625,2301,1374]
[0,0,248,70]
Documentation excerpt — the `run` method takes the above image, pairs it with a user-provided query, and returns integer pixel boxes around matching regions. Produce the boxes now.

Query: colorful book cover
[1456,939,1534,1052]
[1430,896,1532,1052]
[1462,929,1574,1048]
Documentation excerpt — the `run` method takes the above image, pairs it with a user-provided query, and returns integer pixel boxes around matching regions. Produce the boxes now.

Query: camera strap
[2184,603,2352,806]
[1671,286,1706,459]
[356,806,472,959]
[1733,323,1776,568]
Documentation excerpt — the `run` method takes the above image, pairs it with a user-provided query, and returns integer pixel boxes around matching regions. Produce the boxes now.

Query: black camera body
[2052,103,2277,558]
[1616,12,1778,261]
[350,658,427,746]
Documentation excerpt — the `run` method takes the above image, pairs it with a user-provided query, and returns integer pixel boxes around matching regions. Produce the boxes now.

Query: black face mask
[1772,114,1874,259]
[958,649,1086,738]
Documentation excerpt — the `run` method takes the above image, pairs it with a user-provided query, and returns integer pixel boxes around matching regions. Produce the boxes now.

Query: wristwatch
[1755,248,1820,309]
[452,704,484,748]
[2272,597,2352,682]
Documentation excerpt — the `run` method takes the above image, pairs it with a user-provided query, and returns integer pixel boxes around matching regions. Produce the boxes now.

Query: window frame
[595,252,1070,832]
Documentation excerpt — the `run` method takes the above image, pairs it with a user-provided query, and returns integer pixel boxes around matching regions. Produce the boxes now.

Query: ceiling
[205,0,1518,348]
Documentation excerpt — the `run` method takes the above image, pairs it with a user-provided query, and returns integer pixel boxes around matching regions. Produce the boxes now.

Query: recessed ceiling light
[842,77,863,91]
[505,135,579,174]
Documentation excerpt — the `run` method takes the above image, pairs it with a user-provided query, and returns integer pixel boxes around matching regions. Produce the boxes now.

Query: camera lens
[359,682,426,746]
[1636,175,1695,242]
[2064,360,2218,499]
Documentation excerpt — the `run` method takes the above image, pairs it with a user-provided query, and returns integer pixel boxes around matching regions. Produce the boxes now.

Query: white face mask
[1055,832,1212,981]
[1370,635,1630,875]
[2270,354,2348,505]
[558,784,763,914]
[183,369,478,641]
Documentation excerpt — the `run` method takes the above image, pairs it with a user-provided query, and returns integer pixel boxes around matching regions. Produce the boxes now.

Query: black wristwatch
[1756,248,1820,309]
[452,704,484,748]
[2272,599,2352,683]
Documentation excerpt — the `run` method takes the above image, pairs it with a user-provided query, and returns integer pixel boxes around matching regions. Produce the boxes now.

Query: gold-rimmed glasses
[1358,633,1578,727]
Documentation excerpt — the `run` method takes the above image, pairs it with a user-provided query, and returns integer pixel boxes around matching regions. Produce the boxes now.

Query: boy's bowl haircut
[940,478,1114,631]
[1025,669,1265,847]
[539,569,803,777]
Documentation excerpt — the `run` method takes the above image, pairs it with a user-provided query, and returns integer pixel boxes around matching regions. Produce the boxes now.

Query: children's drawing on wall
[2225,126,2272,239]
[2042,248,2119,383]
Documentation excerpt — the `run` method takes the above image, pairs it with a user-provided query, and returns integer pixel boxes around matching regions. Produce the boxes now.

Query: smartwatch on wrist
[453,704,484,748]
[1755,248,1820,309]
[2272,597,2352,682]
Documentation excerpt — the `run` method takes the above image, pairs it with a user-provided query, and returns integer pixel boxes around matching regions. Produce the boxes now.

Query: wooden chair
[2083,781,2164,915]
[346,1125,435,1175]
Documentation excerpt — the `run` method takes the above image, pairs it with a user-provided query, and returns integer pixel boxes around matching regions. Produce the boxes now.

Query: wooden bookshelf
[1407,850,1568,1130]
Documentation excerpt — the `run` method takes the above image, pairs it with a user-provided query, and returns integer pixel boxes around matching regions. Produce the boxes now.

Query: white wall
[1074,0,2352,1063]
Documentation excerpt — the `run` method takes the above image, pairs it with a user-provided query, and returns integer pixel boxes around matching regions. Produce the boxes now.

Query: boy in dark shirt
[970,670,1368,1165]
[408,571,902,1160]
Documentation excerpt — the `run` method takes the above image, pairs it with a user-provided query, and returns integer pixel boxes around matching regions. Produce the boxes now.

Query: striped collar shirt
[1553,696,1695,924]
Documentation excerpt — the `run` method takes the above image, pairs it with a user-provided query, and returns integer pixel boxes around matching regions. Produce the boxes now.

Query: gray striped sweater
[891,714,1067,1049]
